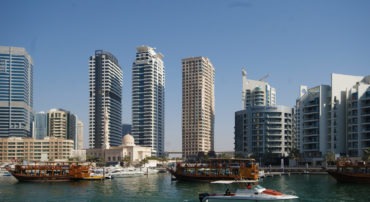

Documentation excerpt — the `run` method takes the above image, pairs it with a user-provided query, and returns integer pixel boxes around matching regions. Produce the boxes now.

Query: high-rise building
[242,69,276,109]
[235,106,294,158]
[295,85,331,161]
[347,76,370,157]
[47,108,78,149]
[77,120,84,150]
[48,108,69,139]
[33,111,47,139]
[132,46,165,157]
[296,73,370,163]
[89,50,123,149]
[0,46,33,138]
[182,57,215,159]
[235,70,293,158]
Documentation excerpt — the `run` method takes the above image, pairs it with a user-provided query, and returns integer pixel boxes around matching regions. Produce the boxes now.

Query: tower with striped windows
[89,50,123,149]
[132,46,165,157]
[0,46,33,138]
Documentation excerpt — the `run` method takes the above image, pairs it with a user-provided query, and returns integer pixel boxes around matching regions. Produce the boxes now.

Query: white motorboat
[0,168,12,177]
[108,167,144,178]
[143,167,160,175]
[198,180,298,201]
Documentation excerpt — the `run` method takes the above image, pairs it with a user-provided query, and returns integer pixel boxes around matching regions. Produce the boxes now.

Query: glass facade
[132,46,165,157]
[0,46,33,137]
[33,111,47,139]
[89,50,122,148]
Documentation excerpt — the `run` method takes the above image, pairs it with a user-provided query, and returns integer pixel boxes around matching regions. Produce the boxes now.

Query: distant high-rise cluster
[182,57,215,159]
[132,46,165,157]
[89,50,123,149]
[1,44,370,164]
[0,46,33,138]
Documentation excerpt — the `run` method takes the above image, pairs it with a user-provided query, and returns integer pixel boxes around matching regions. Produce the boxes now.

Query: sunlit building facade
[241,69,276,109]
[0,46,33,138]
[235,70,294,159]
[182,57,215,159]
[0,137,73,162]
[132,46,165,157]
[296,73,370,164]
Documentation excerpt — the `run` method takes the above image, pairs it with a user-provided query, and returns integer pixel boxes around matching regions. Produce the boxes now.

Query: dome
[122,134,135,146]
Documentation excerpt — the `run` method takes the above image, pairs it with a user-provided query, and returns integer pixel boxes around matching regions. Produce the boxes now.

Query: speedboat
[0,168,12,177]
[198,180,298,201]
[108,167,144,178]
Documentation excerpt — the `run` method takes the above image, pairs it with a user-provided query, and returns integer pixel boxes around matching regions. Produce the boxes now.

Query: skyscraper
[182,57,215,159]
[132,46,165,157]
[77,120,84,150]
[47,108,69,139]
[33,111,47,139]
[0,46,33,137]
[89,50,123,149]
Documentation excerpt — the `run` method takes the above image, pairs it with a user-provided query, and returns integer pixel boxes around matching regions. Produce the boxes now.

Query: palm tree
[122,155,131,167]
[288,148,300,167]
[362,148,370,162]
[324,151,336,166]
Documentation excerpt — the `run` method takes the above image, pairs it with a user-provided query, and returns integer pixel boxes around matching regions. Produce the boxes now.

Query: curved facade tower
[0,46,33,138]
[132,46,165,157]
[89,50,123,149]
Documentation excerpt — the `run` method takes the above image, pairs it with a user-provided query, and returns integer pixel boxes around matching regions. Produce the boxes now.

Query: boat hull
[10,173,72,182]
[199,188,298,201]
[327,170,370,183]
[168,158,259,182]
[168,170,245,182]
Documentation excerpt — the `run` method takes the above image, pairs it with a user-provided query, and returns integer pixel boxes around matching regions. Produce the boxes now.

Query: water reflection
[1,174,369,202]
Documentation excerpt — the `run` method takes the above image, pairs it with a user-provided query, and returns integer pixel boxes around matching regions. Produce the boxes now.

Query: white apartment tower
[89,50,123,149]
[182,57,215,159]
[242,69,276,109]
[296,73,370,164]
[132,46,165,157]
[235,70,293,158]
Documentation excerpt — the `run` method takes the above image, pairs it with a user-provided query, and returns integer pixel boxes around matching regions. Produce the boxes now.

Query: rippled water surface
[0,174,369,202]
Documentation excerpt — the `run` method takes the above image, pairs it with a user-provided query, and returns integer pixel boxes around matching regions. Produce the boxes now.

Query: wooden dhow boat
[327,160,370,183]
[7,162,93,182]
[168,158,259,182]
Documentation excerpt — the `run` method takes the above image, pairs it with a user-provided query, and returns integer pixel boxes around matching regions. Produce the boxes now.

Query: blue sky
[1,0,370,151]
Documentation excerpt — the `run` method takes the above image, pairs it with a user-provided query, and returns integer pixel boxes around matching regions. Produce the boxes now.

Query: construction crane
[259,74,270,81]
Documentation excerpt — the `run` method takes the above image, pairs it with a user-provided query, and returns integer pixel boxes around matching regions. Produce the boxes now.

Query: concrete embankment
[260,166,332,177]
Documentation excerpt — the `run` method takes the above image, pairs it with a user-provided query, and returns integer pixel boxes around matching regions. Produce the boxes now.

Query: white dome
[122,134,135,146]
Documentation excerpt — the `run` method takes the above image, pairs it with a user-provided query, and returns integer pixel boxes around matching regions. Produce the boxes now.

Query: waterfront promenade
[260,165,333,176]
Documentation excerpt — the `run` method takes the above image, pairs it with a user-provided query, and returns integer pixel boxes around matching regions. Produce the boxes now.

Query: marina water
[1,173,369,201]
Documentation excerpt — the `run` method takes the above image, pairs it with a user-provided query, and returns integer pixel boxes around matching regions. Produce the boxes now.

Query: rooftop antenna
[259,74,270,81]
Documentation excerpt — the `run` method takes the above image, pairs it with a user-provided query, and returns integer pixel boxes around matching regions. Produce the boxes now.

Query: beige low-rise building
[0,137,74,162]
[86,134,151,164]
